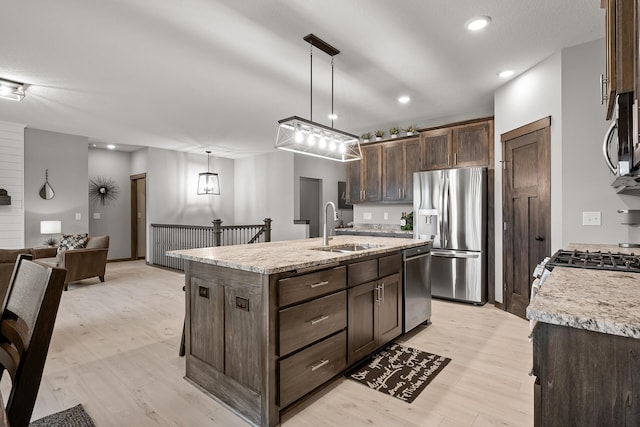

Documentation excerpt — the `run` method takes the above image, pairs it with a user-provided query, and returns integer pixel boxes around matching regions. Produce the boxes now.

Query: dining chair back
[0,258,66,427]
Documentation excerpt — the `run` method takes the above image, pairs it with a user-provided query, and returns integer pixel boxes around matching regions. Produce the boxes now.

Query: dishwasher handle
[404,252,431,262]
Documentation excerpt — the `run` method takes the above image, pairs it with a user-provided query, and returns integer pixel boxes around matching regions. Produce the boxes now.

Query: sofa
[0,234,110,294]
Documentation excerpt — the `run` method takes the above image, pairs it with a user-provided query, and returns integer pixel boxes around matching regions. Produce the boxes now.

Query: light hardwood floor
[7,260,533,426]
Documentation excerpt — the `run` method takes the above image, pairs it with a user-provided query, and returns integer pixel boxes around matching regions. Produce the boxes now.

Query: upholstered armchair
[39,235,110,290]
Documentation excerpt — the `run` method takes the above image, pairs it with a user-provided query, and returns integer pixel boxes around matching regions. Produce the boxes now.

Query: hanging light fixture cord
[309,43,313,121]
[206,150,211,172]
[331,57,334,128]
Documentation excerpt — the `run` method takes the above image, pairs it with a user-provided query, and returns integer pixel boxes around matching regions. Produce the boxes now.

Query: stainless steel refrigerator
[413,167,486,304]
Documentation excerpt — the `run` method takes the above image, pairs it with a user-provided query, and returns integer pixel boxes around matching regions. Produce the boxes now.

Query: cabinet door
[404,138,421,201]
[346,160,362,204]
[363,145,382,202]
[451,122,490,168]
[347,281,378,365]
[382,140,405,201]
[377,273,403,344]
[421,129,452,170]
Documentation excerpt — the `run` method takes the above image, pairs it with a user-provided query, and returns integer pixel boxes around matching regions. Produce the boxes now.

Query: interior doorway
[130,173,147,260]
[300,177,321,238]
[502,117,551,319]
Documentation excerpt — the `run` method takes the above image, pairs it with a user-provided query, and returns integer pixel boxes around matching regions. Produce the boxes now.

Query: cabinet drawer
[279,330,346,408]
[348,259,378,287]
[378,253,401,277]
[279,291,346,356]
[278,266,346,307]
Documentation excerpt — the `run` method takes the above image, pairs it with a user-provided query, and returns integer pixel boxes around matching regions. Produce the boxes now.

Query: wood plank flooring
[5,260,533,426]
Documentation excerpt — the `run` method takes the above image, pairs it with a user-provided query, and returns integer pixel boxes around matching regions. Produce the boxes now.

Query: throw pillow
[57,233,89,254]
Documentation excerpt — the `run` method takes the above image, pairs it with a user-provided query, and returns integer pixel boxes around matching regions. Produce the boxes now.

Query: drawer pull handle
[310,315,329,325]
[309,280,329,289]
[311,359,329,371]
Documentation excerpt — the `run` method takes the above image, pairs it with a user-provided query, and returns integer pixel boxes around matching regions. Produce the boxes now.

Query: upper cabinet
[381,137,420,202]
[421,119,493,171]
[603,0,635,119]
[346,145,382,204]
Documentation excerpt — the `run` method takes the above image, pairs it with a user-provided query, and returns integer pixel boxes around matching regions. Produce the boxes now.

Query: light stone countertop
[167,235,430,274]
[527,251,640,339]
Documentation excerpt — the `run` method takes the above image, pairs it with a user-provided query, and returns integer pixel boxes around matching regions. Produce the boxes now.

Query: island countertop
[526,266,640,339]
[167,235,430,274]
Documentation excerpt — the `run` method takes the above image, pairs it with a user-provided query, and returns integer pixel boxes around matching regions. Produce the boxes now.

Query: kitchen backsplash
[352,204,413,226]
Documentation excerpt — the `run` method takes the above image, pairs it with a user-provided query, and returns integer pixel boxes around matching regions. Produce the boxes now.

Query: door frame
[130,173,146,260]
[500,117,551,315]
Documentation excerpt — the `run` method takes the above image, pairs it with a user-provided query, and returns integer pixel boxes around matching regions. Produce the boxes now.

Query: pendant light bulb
[307,133,315,146]
[319,134,327,149]
[339,142,346,154]
[295,125,304,143]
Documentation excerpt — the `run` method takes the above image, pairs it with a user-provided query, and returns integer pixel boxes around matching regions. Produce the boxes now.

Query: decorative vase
[406,131,414,136]
[363,139,370,143]
[375,137,381,141]
[391,134,398,138]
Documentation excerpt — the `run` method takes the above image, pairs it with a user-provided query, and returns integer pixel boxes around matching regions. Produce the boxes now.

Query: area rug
[30,404,96,427]
[347,343,451,403]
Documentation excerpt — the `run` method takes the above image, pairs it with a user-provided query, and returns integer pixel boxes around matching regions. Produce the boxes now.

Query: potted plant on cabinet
[404,125,417,136]
[361,132,371,143]
[375,130,385,141]
[389,127,399,138]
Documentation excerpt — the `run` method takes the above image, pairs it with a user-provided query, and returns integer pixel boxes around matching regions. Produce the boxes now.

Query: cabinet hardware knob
[534,235,544,242]
[310,359,329,371]
[310,315,329,325]
[309,281,329,288]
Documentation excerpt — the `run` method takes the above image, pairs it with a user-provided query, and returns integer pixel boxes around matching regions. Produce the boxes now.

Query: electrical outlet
[93,213,101,219]
[75,213,81,220]
[582,211,601,226]
[383,212,389,220]
[363,212,372,220]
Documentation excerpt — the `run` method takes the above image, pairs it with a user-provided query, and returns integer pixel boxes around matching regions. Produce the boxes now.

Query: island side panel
[184,260,265,425]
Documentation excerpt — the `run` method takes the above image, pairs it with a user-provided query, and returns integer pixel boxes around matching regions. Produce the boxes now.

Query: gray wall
[88,148,132,260]
[561,38,640,245]
[0,121,25,248]
[24,128,89,247]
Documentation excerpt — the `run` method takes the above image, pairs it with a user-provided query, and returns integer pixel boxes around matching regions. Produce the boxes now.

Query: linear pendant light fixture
[0,78,25,101]
[275,34,361,162]
[197,150,220,195]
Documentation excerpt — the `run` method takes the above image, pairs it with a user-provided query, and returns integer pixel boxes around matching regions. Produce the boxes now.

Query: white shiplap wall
[0,121,25,248]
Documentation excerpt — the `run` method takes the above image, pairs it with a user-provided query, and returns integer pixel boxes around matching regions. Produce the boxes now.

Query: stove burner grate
[545,249,640,273]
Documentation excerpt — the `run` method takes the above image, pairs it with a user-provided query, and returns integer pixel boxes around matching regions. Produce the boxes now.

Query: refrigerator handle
[442,176,449,247]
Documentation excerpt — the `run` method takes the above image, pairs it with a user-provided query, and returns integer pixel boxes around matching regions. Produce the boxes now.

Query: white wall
[561,38,640,245]
[494,51,562,303]
[0,121,25,248]
[88,148,132,260]
[24,128,89,247]
[353,204,413,227]
[235,151,307,242]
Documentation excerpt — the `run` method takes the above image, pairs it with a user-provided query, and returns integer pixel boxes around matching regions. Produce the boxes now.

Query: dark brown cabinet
[533,322,640,426]
[603,0,635,120]
[421,120,492,170]
[346,145,382,203]
[381,137,421,202]
[347,272,402,366]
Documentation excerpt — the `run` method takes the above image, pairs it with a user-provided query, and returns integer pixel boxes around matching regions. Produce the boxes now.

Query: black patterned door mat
[347,343,451,403]
[30,404,96,427]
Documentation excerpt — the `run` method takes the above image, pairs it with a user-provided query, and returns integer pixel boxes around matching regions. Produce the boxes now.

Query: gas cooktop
[545,249,640,273]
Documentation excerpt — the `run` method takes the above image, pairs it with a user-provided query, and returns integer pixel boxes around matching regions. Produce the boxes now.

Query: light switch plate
[75,213,81,220]
[582,211,601,226]
[383,212,388,220]
[93,213,101,219]
[363,212,372,220]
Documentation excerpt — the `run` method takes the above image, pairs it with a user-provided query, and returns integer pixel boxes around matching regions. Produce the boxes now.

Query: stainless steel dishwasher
[402,244,432,333]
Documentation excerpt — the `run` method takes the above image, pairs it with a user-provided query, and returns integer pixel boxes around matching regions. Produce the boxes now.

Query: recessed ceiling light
[107,144,116,150]
[465,16,491,31]
[498,70,515,78]
[328,113,338,120]
[398,95,410,104]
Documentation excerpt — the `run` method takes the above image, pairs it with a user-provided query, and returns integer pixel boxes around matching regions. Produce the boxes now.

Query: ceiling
[0,1,605,158]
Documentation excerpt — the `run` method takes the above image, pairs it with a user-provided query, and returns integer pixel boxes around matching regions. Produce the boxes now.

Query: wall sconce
[0,78,26,102]
[40,220,61,246]
[197,151,220,195]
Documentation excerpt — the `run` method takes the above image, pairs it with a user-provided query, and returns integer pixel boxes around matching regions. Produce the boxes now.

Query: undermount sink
[311,243,385,253]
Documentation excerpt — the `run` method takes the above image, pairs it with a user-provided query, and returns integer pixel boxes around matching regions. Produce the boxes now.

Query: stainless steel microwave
[603,92,638,182]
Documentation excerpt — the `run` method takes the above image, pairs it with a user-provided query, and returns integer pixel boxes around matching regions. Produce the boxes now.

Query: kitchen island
[168,235,430,427]
[527,257,640,426]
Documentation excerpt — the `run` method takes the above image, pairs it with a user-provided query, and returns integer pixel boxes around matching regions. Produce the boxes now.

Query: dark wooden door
[377,273,402,344]
[347,281,378,365]
[346,160,362,204]
[363,145,382,202]
[382,141,404,201]
[404,138,421,201]
[502,117,551,319]
[421,128,452,170]
[452,122,490,168]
